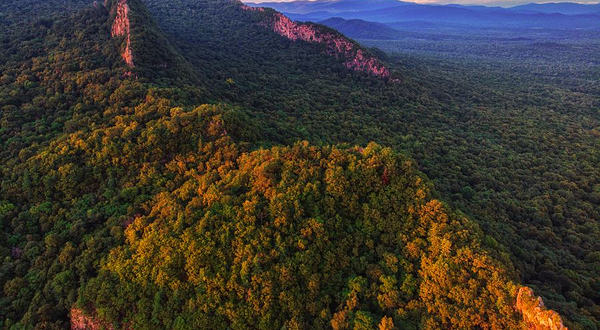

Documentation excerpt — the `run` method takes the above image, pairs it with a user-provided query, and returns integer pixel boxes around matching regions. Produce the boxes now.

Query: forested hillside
[0,0,597,329]
[136,1,599,327]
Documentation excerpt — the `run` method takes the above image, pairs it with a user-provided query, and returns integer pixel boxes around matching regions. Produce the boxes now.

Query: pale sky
[246,0,600,6]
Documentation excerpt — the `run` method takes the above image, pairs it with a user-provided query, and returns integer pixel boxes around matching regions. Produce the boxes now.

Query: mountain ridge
[319,17,407,40]
[241,4,396,79]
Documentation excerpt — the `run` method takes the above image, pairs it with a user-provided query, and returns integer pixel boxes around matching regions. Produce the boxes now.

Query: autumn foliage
[62,100,526,329]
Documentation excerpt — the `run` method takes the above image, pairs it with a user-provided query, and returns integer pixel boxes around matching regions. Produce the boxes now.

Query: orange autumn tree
[76,120,527,329]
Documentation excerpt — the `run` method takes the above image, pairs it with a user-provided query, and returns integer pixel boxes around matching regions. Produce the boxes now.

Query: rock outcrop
[109,0,134,67]
[71,308,114,330]
[516,287,568,330]
[242,6,395,80]
[240,4,264,12]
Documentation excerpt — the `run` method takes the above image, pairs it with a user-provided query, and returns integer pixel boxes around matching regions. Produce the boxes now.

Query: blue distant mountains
[511,2,600,15]
[246,0,600,29]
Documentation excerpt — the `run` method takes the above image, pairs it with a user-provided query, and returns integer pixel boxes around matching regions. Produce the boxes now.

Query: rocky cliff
[242,5,395,80]
[71,308,114,330]
[108,0,134,67]
[516,287,569,330]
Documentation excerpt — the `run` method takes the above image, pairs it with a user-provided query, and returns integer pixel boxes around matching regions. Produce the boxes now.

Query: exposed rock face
[240,4,264,12]
[70,308,114,330]
[516,287,568,330]
[109,0,134,67]
[242,6,394,80]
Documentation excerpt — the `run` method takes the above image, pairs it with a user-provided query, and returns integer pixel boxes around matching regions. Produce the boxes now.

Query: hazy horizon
[245,0,600,8]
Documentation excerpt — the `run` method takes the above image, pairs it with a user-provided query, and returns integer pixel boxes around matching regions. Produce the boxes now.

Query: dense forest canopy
[135,1,599,327]
[0,0,598,329]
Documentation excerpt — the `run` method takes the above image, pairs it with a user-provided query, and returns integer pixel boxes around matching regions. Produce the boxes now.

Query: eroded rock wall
[109,0,134,67]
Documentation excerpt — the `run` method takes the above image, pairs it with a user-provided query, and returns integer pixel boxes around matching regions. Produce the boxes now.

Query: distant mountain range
[246,0,600,29]
[511,2,600,14]
[319,17,409,39]
[247,0,407,14]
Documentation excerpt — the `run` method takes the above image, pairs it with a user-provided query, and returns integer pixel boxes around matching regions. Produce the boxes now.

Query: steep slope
[0,0,205,327]
[139,0,404,142]
[0,5,129,328]
[141,0,396,82]
[104,0,198,82]
[241,5,394,79]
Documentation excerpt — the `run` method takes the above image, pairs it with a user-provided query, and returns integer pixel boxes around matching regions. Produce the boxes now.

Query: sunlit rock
[516,287,568,330]
[109,0,134,67]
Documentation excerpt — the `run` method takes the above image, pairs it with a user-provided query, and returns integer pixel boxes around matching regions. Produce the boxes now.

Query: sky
[246,0,600,6]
